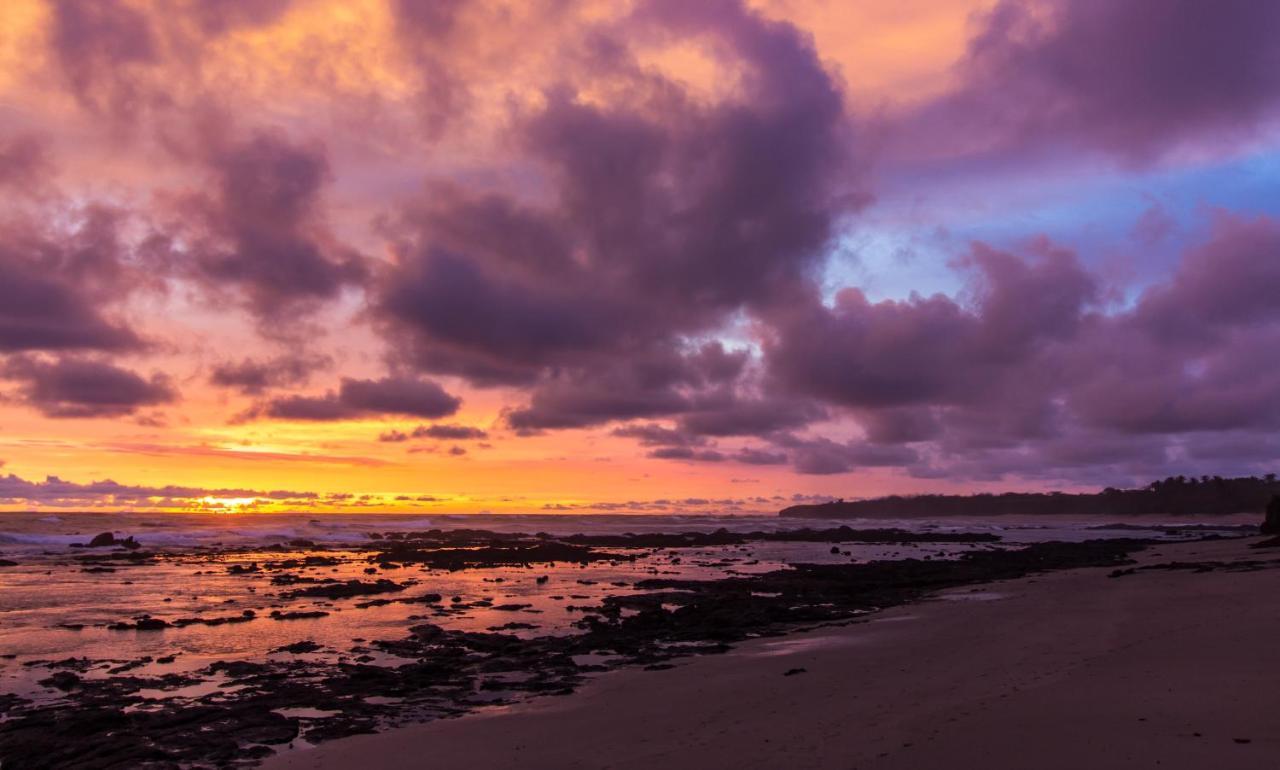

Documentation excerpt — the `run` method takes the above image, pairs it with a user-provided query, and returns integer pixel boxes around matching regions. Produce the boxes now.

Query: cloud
[906,0,1280,162]
[1,356,177,418]
[380,423,488,442]
[732,447,789,466]
[375,0,856,422]
[167,131,367,325]
[679,395,826,438]
[787,437,920,475]
[0,470,345,508]
[48,0,159,118]
[186,0,297,36]
[0,133,53,191]
[756,214,1280,479]
[209,354,330,395]
[613,423,706,448]
[0,205,146,354]
[254,375,461,422]
[766,240,1097,411]
[647,446,726,462]
[411,423,488,440]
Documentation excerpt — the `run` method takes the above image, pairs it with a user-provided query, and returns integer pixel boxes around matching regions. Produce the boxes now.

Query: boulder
[1263,495,1280,535]
[87,532,117,547]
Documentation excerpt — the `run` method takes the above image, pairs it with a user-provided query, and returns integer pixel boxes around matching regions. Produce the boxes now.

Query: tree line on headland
[779,475,1280,519]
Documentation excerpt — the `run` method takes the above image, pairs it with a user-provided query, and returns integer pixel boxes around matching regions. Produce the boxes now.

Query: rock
[783,667,807,676]
[269,610,330,621]
[286,579,405,600]
[0,559,17,567]
[87,532,117,548]
[272,640,322,654]
[39,672,81,691]
[136,618,170,631]
[1262,495,1280,535]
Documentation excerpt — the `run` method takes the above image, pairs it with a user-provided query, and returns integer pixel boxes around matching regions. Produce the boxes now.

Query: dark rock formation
[78,532,140,549]
[86,532,116,547]
[286,579,405,600]
[1262,495,1280,535]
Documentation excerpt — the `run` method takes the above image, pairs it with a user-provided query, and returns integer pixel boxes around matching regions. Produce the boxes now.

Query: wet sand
[266,536,1279,770]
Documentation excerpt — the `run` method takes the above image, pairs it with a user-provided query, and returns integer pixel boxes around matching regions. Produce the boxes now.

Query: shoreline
[266,535,1280,770]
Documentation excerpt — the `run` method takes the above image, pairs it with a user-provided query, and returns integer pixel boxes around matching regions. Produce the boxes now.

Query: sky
[1,0,1279,514]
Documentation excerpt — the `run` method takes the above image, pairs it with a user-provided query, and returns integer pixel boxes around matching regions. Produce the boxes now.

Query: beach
[266,535,1279,770]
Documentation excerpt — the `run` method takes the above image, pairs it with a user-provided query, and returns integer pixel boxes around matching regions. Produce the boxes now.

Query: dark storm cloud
[0,261,141,353]
[767,241,1097,411]
[1,356,176,418]
[912,0,1280,161]
[375,0,854,427]
[255,376,461,422]
[1063,214,1280,437]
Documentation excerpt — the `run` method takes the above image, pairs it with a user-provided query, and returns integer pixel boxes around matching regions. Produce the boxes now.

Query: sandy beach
[267,536,1279,770]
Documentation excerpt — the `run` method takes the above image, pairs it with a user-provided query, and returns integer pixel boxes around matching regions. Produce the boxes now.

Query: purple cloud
[256,375,461,422]
[171,131,366,325]
[376,0,854,425]
[411,423,488,440]
[0,205,146,354]
[1,356,177,418]
[0,134,52,190]
[908,0,1280,161]
[209,354,330,395]
[48,0,158,117]
[754,214,1280,479]
[0,471,320,507]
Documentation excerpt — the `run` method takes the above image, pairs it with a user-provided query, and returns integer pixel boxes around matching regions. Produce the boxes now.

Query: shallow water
[0,511,1255,711]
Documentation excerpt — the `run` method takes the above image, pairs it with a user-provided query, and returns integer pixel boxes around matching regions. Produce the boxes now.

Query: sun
[195,496,262,513]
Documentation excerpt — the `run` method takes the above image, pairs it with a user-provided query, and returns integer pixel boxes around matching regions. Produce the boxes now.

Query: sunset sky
[1,0,1279,513]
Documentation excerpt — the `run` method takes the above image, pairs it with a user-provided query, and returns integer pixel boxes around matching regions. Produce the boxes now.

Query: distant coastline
[780,475,1280,519]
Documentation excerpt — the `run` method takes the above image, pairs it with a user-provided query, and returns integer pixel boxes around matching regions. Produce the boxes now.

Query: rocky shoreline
[0,527,1162,769]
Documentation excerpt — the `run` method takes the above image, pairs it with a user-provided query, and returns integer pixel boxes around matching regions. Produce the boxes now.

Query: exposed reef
[0,536,1146,769]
